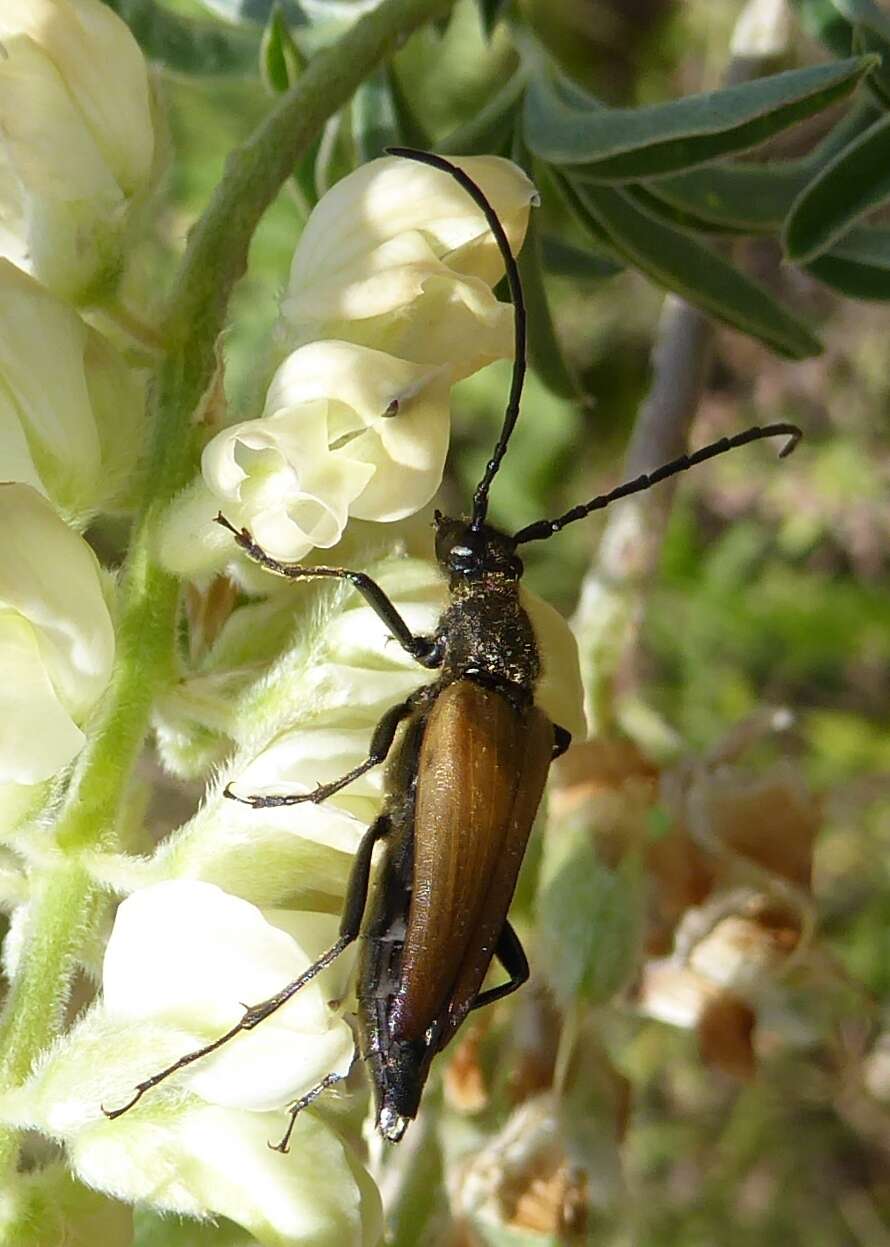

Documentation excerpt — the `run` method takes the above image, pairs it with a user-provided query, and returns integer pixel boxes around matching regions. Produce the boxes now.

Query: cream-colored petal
[0,38,120,203]
[70,1106,378,1247]
[0,383,47,496]
[0,612,83,781]
[0,262,101,480]
[0,484,114,716]
[0,0,154,195]
[521,588,587,741]
[264,340,443,426]
[345,377,452,521]
[105,882,326,1032]
[287,154,534,301]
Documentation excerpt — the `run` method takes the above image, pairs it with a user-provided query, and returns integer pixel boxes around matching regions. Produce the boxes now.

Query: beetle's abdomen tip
[378,1105,410,1143]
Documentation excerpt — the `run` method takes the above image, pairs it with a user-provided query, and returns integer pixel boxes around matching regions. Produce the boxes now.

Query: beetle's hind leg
[225,697,417,809]
[103,816,390,1120]
[471,921,529,1012]
[215,513,442,667]
[271,1059,357,1153]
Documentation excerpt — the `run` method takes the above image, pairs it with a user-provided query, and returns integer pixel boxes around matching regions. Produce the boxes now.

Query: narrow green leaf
[352,66,402,160]
[540,234,623,279]
[835,0,890,43]
[789,0,854,54]
[853,25,890,107]
[103,0,259,72]
[627,184,745,235]
[840,0,890,106]
[517,202,579,399]
[784,112,890,262]
[437,69,526,155]
[806,224,890,298]
[648,99,879,232]
[557,173,822,359]
[261,4,305,93]
[524,57,875,179]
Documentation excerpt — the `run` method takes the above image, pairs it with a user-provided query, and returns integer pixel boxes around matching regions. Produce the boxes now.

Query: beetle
[105,147,800,1147]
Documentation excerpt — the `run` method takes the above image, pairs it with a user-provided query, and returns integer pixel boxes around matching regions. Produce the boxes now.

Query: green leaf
[806,224,890,298]
[784,112,890,262]
[437,69,526,155]
[789,0,854,54]
[558,173,822,358]
[537,819,643,1008]
[840,0,890,106]
[352,66,402,161]
[260,4,305,93]
[518,197,580,399]
[648,99,878,233]
[103,0,259,72]
[627,183,746,235]
[540,234,623,279]
[523,57,875,179]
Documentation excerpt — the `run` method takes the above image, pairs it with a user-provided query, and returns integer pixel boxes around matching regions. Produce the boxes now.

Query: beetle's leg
[271,1060,357,1153]
[226,698,414,808]
[470,921,529,1012]
[216,514,442,668]
[552,724,571,760]
[103,816,390,1120]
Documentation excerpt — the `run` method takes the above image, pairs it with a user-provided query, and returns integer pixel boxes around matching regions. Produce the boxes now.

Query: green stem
[0,0,452,1181]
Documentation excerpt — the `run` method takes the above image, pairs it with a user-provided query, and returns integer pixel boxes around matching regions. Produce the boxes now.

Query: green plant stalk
[0,0,453,1181]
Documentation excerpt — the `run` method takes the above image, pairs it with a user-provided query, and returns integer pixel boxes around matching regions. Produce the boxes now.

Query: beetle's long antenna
[386,146,528,529]
[513,422,802,545]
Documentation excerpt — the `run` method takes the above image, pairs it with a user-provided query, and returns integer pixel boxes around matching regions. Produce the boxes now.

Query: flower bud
[0,484,114,789]
[0,0,156,302]
[0,263,143,521]
[281,155,536,379]
[200,342,451,562]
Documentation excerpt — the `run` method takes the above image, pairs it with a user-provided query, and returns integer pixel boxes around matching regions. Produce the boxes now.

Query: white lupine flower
[0,262,143,520]
[281,155,536,379]
[103,882,356,1111]
[201,342,452,562]
[0,881,380,1247]
[0,483,114,788]
[0,0,156,302]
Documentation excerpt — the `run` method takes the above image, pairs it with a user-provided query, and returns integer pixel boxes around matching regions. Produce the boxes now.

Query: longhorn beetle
[106,148,801,1147]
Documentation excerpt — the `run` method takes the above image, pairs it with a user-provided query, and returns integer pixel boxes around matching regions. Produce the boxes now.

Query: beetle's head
[434,512,523,580]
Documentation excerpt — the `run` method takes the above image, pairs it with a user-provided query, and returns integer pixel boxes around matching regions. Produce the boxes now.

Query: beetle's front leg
[215,513,442,667]
[225,697,415,809]
[103,815,390,1120]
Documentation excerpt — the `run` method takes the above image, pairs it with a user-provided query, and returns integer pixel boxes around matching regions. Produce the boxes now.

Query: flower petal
[69,1105,381,1247]
[0,613,84,782]
[0,483,114,717]
[286,154,535,306]
[103,881,355,1111]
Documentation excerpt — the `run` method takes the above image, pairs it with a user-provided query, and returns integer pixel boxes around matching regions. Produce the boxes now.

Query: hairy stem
[0,0,452,1180]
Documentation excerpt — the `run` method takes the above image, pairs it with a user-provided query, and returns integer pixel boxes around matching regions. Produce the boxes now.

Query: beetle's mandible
[104,148,801,1147]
